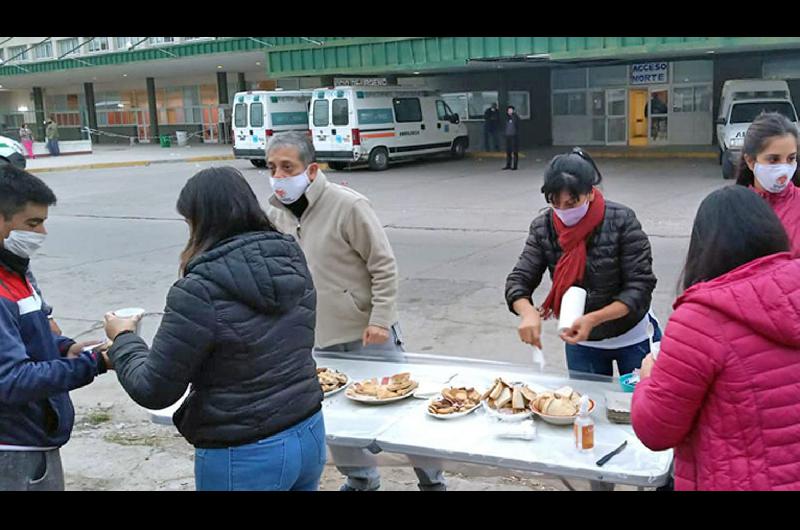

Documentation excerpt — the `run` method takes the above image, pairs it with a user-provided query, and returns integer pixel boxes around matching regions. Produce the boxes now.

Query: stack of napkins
[605,391,633,424]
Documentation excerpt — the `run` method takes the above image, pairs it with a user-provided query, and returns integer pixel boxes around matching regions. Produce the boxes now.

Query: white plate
[531,399,596,425]
[319,370,350,399]
[425,396,481,420]
[345,380,418,405]
[481,399,533,422]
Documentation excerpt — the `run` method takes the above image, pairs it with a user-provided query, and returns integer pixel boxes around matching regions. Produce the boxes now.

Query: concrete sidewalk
[26,143,236,173]
[24,143,719,175]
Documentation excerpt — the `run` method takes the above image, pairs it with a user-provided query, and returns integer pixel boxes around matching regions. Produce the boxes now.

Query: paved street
[31,150,724,490]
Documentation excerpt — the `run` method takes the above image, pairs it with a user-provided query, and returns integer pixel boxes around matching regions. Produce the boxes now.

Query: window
[436,101,448,120]
[553,92,586,115]
[86,38,109,53]
[57,38,79,57]
[234,103,247,128]
[730,102,797,124]
[442,93,468,121]
[508,91,531,120]
[150,37,176,45]
[467,91,498,120]
[247,102,263,128]
[34,42,52,60]
[0,48,4,62]
[673,60,713,84]
[672,87,695,113]
[313,100,329,127]
[552,68,587,90]
[588,65,627,87]
[114,37,142,50]
[393,98,422,122]
[694,86,712,112]
[8,46,29,62]
[332,98,349,126]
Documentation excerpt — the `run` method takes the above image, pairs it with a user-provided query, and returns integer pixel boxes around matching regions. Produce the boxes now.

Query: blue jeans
[194,410,326,491]
[565,315,662,380]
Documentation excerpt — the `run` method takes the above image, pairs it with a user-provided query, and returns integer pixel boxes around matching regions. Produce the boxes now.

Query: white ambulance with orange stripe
[232,90,313,168]
[309,86,469,171]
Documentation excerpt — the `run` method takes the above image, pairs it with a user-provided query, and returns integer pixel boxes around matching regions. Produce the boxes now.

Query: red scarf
[540,188,606,319]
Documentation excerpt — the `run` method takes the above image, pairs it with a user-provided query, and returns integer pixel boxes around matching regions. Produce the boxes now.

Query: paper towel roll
[557,286,587,333]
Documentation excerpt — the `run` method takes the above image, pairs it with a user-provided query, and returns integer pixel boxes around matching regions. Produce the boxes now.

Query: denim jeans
[565,315,662,379]
[318,324,446,491]
[483,126,499,151]
[194,410,326,491]
[0,449,64,491]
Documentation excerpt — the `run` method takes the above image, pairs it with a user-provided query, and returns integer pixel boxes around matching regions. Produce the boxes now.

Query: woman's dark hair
[679,185,789,292]
[541,147,603,204]
[735,112,800,187]
[176,166,274,274]
[507,105,515,111]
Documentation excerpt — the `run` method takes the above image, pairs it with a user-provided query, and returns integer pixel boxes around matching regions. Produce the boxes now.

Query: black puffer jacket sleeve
[108,276,215,410]
[612,208,656,317]
[505,215,549,315]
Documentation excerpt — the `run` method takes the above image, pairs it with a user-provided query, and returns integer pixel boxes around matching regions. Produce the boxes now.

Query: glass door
[649,88,669,143]
[606,88,627,145]
[591,90,606,144]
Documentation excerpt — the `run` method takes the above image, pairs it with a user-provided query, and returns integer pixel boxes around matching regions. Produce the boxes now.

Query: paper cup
[557,286,587,333]
[112,307,145,335]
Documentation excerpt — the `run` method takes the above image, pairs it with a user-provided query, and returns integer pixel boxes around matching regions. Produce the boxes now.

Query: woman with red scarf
[505,148,658,378]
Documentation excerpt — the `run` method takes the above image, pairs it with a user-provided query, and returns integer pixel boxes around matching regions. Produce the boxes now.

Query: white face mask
[3,230,47,259]
[754,162,797,194]
[270,169,311,204]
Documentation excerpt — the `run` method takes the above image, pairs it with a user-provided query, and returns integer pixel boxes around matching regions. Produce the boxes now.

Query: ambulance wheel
[250,159,267,168]
[451,138,466,159]
[327,162,347,171]
[368,147,389,171]
[721,150,735,180]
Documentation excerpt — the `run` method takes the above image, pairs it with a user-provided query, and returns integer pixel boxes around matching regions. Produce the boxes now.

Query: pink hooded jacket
[631,252,800,491]
[753,183,800,257]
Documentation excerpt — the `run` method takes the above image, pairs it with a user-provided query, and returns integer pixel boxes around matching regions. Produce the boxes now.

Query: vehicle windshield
[729,101,797,124]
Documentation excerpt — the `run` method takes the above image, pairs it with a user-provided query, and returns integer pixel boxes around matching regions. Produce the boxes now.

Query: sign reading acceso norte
[630,63,669,85]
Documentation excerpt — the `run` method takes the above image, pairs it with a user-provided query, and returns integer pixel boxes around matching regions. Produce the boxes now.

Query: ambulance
[309,86,469,171]
[716,80,799,179]
[232,90,312,167]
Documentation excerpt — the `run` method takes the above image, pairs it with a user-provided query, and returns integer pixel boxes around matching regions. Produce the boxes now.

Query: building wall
[397,67,551,149]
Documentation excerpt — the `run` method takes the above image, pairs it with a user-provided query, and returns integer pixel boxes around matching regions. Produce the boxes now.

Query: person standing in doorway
[45,117,59,157]
[18,124,35,160]
[503,105,520,170]
[483,102,500,152]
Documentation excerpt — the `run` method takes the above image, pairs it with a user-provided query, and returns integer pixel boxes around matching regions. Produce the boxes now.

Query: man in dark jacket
[483,102,500,152]
[503,105,521,170]
[0,165,107,491]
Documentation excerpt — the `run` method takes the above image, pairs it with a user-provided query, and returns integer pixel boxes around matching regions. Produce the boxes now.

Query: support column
[146,77,159,141]
[237,72,246,93]
[32,87,46,141]
[83,82,99,144]
[217,71,230,144]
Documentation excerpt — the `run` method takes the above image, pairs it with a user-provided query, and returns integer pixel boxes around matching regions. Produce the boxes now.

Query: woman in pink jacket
[631,185,800,491]
[736,112,800,256]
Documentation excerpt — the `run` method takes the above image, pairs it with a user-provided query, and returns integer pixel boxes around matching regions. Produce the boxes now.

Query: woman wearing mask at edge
[632,186,800,490]
[102,167,325,491]
[505,147,659,380]
[735,112,800,255]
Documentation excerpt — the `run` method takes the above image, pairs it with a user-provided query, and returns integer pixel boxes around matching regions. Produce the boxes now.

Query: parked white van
[232,90,312,168]
[716,79,799,179]
[309,86,469,171]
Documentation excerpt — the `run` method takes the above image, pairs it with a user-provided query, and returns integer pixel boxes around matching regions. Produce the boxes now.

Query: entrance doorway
[629,89,648,146]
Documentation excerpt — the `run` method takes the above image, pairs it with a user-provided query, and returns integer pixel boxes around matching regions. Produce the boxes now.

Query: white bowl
[531,399,596,426]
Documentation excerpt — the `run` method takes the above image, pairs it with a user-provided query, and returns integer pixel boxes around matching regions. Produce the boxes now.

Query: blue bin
[619,373,637,393]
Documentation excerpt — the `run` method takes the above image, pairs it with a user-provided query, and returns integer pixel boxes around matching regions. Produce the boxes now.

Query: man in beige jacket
[265,132,445,492]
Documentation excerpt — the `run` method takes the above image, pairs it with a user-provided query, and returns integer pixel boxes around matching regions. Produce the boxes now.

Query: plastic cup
[112,307,145,335]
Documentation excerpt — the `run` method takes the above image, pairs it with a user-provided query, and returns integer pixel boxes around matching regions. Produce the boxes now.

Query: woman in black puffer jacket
[103,167,325,491]
[505,148,660,379]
